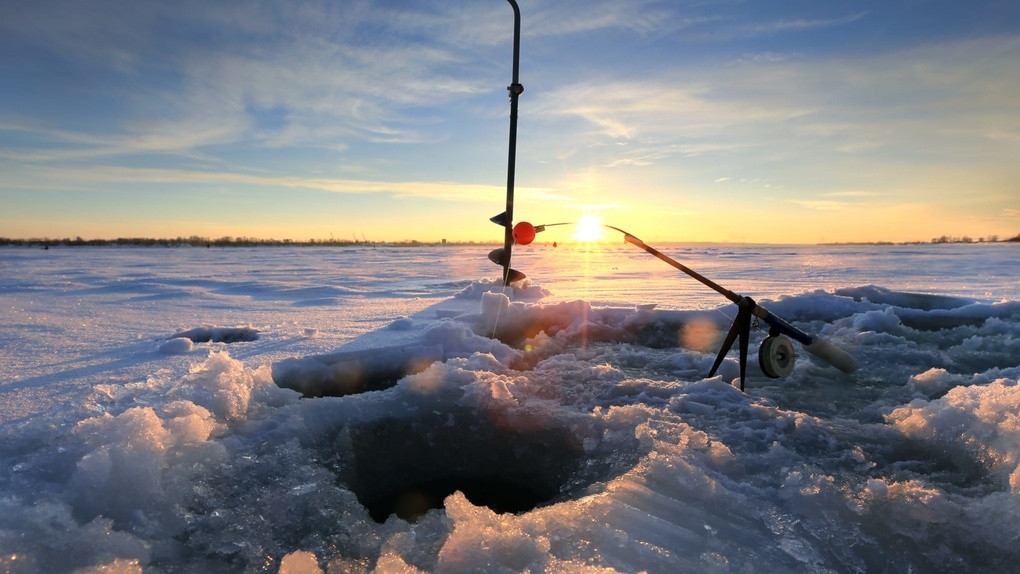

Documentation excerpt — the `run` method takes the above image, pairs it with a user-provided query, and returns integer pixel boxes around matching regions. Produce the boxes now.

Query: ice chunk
[159,337,194,354]
[273,344,444,397]
[279,550,323,574]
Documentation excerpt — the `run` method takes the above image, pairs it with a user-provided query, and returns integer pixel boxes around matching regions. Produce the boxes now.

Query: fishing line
[496,219,859,389]
[489,282,510,342]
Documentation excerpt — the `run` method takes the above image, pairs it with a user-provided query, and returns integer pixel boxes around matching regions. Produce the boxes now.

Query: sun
[573,213,604,242]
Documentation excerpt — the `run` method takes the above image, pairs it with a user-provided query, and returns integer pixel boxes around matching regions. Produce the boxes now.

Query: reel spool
[758,335,796,378]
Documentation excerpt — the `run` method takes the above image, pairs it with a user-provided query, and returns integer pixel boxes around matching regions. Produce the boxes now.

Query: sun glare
[573,213,605,242]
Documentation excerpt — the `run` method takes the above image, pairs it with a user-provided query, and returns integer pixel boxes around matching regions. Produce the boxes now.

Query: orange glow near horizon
[573,213,605,242]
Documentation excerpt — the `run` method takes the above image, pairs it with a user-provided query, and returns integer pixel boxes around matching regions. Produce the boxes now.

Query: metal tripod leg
[708,297,756,391]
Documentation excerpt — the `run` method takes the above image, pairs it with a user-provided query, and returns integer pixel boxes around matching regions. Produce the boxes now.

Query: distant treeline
[821,233,1020,246]
[0,236,498,248]
[930,233,1019,244]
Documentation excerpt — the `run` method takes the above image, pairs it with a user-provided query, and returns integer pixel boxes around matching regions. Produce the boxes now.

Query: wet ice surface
[0,243,1018,573]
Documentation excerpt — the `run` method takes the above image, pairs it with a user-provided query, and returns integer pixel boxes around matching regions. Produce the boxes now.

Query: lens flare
[573,213,604,242]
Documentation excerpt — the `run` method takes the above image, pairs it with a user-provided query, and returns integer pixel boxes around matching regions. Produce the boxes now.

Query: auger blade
[488,248,525,283]
[488,248,509,266]
[505,268,526,283]
[490,211,511,228]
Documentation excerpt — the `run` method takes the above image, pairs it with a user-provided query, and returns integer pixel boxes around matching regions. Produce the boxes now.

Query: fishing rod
[602,225,858,389]
[506,220,860,390]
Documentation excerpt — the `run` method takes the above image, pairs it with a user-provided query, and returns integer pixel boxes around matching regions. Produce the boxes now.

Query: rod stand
[708,296,757,391]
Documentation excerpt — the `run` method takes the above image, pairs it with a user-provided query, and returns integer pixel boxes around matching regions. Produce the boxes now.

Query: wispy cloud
[0,0,168,72]
[535,77,802,139]
[822,191,881,198]
[0,118,245,163]
[570,203,627,211]
[791,199,849,211]
[747,12,869,34]
[4,164,554,204]
[1,0,500,159]
[528,34,1020,176]
[527,1,691,38]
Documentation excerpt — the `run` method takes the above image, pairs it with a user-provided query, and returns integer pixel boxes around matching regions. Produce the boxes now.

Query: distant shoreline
[0,237,496,248]
[2,235,1017,248]
[821,234,1020,246]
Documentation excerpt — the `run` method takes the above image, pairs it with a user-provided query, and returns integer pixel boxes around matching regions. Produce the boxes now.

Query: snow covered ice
[1,242,1019,573]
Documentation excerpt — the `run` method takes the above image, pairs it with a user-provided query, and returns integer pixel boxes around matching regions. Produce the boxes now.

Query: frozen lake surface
[1,242,1018,573]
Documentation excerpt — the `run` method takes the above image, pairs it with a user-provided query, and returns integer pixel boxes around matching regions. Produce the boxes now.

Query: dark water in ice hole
[341,410,605,523]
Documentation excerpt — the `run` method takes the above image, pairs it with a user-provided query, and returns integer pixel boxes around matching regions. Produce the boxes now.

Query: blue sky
[2,0,1018,243]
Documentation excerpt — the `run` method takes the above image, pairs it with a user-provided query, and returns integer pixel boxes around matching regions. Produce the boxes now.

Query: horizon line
[2,234,1018,248]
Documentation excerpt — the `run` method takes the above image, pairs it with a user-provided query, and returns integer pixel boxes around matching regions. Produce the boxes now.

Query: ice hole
[342,409,588,523]
[169,326,259,344]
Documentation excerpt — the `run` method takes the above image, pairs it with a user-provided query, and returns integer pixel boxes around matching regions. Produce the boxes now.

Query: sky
[1,0,1019,244]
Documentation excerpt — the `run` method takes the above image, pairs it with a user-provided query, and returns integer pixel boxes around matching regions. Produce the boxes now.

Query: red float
[513,221,536,245]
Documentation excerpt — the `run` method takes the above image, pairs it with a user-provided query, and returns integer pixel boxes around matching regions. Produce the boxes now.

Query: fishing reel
[758,333,796,379]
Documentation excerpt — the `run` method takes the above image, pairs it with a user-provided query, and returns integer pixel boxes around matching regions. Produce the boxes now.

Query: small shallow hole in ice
[169,326,260,344]
[341,408,590,523]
